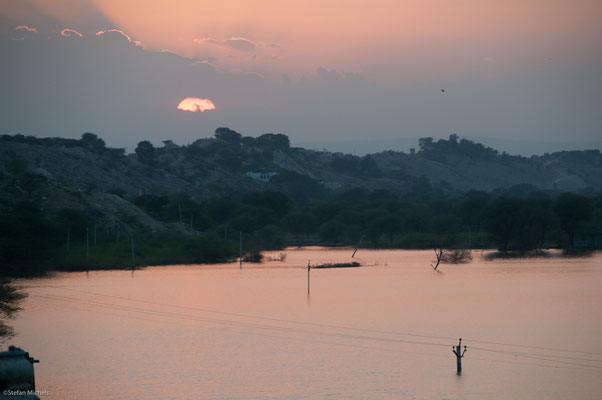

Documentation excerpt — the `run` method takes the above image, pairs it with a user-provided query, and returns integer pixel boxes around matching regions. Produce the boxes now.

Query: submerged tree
[430,248,444,270]
[553,193,593,253]
[430,247,472,271]
[0,280,27,342]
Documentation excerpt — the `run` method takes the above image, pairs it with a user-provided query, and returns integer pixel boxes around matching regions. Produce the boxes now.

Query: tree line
[1,187,600,277]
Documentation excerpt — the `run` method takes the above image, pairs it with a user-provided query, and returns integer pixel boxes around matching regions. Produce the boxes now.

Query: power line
[49,287,602,358]
[30,293,452,348]
[54,287,459,340]
[30,292,602,373]
[469,347,602,370]
[55,298,602,373]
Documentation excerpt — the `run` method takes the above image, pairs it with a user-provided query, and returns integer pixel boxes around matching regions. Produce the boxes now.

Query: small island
[312,262,361,269]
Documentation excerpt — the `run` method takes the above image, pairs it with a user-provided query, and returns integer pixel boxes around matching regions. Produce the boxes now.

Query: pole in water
[94,224,97,246]
[452,338,467,374]
[130,233,135,266]
[239,231,243,268]
[86,227,89,262]
[307,261,311,295]
[352,235,365,258]
[67,223,71,251]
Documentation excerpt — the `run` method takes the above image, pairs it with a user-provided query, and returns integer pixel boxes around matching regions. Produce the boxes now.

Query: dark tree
[135,141,156,165]
[367,214,402,244]
[483,197,524,253]
[284,212,317,237]
[80,132,106,151]
[242,191,292,217]
[256,133,290,149]
[241,136,256,146]
[553,193,593,252]
[215,127,242,144]
[0,280,27,341]
[318,221,347,245]
[418,137,434,151]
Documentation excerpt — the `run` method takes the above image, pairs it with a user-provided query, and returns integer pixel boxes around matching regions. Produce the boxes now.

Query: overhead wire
[30,292,452,348]
[30,292,602,373]
[46,286,602,359]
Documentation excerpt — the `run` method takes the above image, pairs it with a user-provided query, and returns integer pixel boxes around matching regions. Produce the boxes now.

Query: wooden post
[307,261,311,295]
[239,231,243,269]
[66,224,71,251]
[452,338,467,374]
[130,233,135,266]
[94,224,97,247]
[86,227,89,262]
[352,235,365,258]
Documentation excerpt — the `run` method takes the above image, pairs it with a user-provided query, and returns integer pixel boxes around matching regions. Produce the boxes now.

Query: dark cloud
[0,24,600,153]
[0,30,274,148]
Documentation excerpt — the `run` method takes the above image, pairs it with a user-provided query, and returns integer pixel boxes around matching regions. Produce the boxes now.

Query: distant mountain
[1,131,601,231]
[296,136,602,157]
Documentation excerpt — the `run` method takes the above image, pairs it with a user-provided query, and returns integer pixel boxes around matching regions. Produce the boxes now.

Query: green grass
[57,232,236,270]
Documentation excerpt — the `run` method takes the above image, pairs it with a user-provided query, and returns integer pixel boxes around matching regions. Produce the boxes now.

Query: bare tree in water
[430,248,444,270]
[430,248,472,270]
[0,279,27,342]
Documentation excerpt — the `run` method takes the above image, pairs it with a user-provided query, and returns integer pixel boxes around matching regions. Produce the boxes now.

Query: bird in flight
[441,89,446,93]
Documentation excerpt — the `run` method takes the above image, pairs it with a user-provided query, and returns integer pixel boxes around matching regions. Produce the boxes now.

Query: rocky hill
[1,130,601,231]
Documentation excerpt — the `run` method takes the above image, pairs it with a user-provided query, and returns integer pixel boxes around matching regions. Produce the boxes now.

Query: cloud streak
[96,29,132,43]
[61,28,83,37]
[194,37,255,52]
[15,25,37,32]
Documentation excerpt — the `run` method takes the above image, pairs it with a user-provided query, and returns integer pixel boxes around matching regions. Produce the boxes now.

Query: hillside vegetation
[1,129,601,275]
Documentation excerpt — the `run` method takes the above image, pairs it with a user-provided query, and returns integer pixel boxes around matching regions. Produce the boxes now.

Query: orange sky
[3,0,601,77]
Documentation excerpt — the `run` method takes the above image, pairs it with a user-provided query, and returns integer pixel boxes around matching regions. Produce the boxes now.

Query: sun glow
[177,97,216,112]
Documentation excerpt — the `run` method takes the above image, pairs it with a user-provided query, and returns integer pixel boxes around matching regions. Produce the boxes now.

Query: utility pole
[452,338,467,374]
[239,231,243,269]
[307,261,311,295]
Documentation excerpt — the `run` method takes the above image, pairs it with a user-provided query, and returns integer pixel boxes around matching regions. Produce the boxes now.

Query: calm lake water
[12,248,602,399]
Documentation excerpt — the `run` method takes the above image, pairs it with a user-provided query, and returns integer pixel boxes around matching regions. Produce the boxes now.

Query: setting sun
[177,97,215,112]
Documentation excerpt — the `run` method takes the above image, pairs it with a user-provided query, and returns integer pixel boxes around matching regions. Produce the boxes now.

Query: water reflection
[12,248,602,400]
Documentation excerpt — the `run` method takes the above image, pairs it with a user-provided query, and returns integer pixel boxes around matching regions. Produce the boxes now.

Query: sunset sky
[1,0,601,153]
